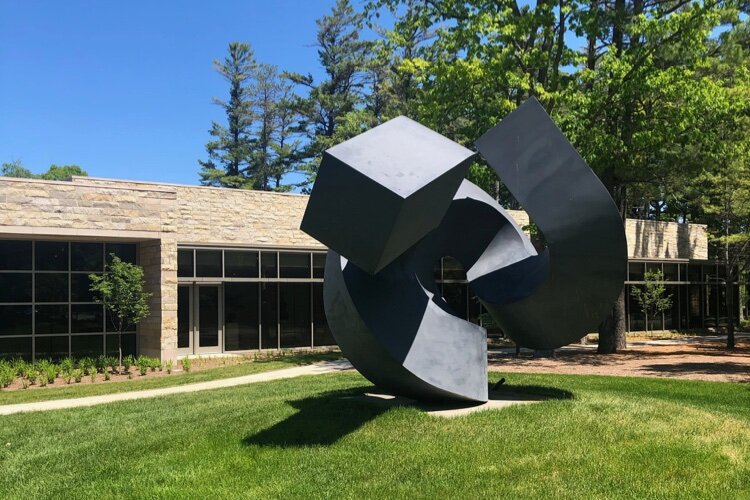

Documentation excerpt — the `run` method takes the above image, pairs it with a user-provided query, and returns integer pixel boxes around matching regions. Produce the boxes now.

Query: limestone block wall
[626,219,707,260]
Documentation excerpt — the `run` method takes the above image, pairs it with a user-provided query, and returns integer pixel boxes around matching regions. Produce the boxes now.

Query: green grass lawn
[1,372,748,499]
[0,351,341,406]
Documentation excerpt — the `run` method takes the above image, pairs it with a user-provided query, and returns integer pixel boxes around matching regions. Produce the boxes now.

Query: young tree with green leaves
[1,161,88,180]
[199,42,256,188]
[89,256,152,370]
[630,270,673,334]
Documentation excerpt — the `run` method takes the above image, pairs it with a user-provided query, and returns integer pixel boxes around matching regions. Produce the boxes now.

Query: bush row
[0,355,175,389]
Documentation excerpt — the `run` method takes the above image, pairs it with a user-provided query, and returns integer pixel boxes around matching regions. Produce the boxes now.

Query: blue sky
[0,0,341,184]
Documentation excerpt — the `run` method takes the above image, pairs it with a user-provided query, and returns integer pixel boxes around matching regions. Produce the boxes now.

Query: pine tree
[199,42,256,188]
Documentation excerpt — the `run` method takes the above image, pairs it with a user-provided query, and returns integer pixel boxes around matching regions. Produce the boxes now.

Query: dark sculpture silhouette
[301,98,626,403]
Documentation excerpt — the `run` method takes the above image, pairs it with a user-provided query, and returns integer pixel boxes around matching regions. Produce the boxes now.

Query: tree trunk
[119,331,123,373]
[726,263,735,350]
[598,288,627,353]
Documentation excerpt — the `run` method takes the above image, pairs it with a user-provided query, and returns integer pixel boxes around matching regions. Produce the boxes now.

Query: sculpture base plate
[348,391,541,418]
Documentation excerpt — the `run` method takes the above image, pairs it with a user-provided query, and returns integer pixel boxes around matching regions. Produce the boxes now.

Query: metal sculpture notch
[301,98,627,403]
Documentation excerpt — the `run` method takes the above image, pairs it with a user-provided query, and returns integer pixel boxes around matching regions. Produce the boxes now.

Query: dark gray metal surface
[302,99,626,403]
[475,97,627,349]
[323,180,541,402]
[301,116,476,275]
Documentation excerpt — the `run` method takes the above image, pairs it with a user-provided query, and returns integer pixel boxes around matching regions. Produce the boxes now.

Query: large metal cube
[301,116,476,274]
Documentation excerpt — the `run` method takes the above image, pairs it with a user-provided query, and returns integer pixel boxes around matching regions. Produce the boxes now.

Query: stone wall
[626,219,707,260]
[0,176,712,362]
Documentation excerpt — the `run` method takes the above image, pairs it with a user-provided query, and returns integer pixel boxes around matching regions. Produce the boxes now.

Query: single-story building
[0,175,735,362]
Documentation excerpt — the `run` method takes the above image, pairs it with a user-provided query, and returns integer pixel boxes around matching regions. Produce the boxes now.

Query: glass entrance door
[196,285,222,354]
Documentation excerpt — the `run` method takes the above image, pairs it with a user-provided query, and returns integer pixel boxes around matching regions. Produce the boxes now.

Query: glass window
[71,304,104,333]
[198,287,219,347]
[646,262,662,274]
[442,283,468,320]
[703,264,717,283]
[177,250,194,278]
[312,283,335,346]
[629,262,645,281]
[0,305,32,336]
[195,250,222,277]
[71,274,98,302]
[106,243,136,264]
[71,242,103,271]
[0,337,32,361]
[224,283,259,351]
[280,252,310,278]
[35,305,69,334]
[35,273,69,302]
[177,286,191,349]
[71,335,104,358]
[442,257,466,281]
[687,264,701,282]
[36,241,68,271]
[260,282,278,349]
[225,251,259,278]
[35,336,68,361]
[106,308,135,333]
[0,240,32,270]
[106,334,136,358]
[0,273,32,302]
[261,252,277,278]
[663,263,678,281]
[312,253,326,279]
[279,283,311,348]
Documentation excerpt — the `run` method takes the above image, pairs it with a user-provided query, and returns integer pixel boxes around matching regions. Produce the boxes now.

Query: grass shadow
[244,381,573,449]
[243,386,388,448]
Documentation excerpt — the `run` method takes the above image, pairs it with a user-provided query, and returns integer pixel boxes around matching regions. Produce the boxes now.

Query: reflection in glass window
[71,304,104,333]
[0,337,32,361]
[106,334,136,358]
[225,251,259,278]
[71,274,97,302]
[260,283,278,349]
[35,336,69,361]
[280,283,311,348]
[177,250,194,278]
[106,243,136,264]
[312,253,326,279]
[224,283,259,350]
[0,305,32,336]
[313,283,335,346]
[280,252,310,278]
[71,242,103,271]
[71,335,104,357]
[663,263,678,281]
[442,257,466,281]
[0,240,32,270]
[629,262,645,281]
[35,305,69,334]
[0,273,32,302]
[177,286,191,349]
[36,241,68,271]
[195,250,222,277]
[261,252,277,278]
[35,273,69,302]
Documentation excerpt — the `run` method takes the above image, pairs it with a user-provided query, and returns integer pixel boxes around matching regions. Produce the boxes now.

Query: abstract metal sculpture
[301,98,627,403]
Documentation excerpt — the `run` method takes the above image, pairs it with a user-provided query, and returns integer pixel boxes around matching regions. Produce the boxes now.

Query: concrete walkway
[0,359,353,416]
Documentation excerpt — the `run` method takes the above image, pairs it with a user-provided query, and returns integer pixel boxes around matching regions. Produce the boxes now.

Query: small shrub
[0,362,15,388]
[104,370,110,381]
[21,378,29,389]
[94,355,108,374]
[165,360,173,374]
[89,370,96,383]
[104,356,117,373]
[60,357,74,374]
[37,373,47,387]
[148,357,161,372]
[78,357,94,376]
[62,369,73,384]
[73,369,83,383]
[181,357,192,373]
[11,358,27,378]
[16,361,35,381]
[137,356,149,376]
[123,355,134,373]
[37,360,58,385]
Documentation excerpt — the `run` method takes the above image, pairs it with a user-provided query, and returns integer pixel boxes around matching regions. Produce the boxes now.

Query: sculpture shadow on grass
[242,383,573,449]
